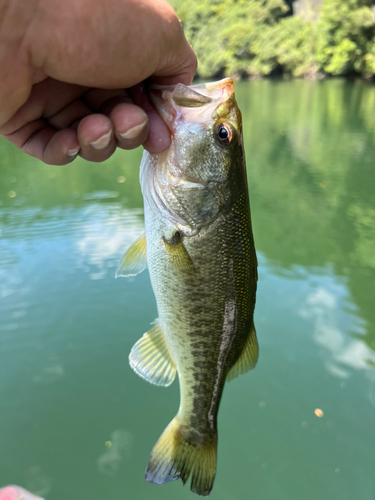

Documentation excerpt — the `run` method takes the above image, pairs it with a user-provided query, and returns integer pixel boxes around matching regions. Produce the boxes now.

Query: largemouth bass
[116,78,258,496]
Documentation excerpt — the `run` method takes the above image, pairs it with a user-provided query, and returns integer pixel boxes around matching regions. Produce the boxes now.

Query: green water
[1,79,374,500]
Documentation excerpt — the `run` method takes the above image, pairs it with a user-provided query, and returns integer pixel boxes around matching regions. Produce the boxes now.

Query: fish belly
[145,194,256,438]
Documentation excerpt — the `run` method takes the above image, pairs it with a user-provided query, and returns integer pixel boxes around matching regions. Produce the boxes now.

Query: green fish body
[116,78,258,496]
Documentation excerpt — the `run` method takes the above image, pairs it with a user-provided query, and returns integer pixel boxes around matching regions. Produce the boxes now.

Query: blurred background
[1,2,375,500]
[172,0,375,80]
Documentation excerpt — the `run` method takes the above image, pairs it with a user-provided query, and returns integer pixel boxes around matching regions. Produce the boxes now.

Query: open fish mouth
[188,78,235,101]
[149,78,236,131]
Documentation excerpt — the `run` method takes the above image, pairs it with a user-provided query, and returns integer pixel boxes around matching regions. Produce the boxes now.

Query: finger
[82,88,129,110]
[32,69,48,85]
[47,99,91,129]
[3,113,82,165]
[77,114,116,162]
[3,119,47,149]
[6,119,80,165]
[110,103,148,150]
[129,83,171,154]
[150,14,197,87]
[0,55,31,127]
[42,128,81,165]
[1,78,87,135]
[152,40,197,87]
[23,126,80,165]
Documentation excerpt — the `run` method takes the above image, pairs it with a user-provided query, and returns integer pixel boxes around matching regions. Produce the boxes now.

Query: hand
[0,0,196,165]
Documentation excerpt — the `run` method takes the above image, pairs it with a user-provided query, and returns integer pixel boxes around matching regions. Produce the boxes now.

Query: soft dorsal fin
[129,320,176,387]
[227,322,259,381]
[115,233,147,278]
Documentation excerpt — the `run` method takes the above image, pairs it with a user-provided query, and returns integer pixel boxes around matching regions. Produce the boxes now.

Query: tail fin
[145,418,217,496]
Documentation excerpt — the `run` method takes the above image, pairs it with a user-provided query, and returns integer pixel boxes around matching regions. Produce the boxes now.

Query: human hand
[0,0,196,165]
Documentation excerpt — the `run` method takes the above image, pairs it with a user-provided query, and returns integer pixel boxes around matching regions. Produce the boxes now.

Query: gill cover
[140,79,239,234]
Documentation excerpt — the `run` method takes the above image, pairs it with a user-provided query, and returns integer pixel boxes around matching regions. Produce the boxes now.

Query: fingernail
[90,130,112,150]
[118,120,147,140]
[67,146,80,157]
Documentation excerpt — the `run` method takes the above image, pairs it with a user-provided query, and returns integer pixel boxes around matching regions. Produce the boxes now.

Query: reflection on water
[0,79,374,500]
[25,466,52,498]
[300,284,374,378]
[97,429,133,477]
[242,79,375,358]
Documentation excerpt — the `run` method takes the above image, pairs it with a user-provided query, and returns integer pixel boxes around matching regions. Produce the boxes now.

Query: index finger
[129,82,171,155]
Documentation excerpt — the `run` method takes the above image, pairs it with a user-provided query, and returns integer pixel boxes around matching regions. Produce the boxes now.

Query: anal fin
[227,322,259,382]
[115,233,147,278]
[129,320,176,387]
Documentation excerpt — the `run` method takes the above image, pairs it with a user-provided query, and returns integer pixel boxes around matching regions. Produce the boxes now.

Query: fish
[116,78,258,496]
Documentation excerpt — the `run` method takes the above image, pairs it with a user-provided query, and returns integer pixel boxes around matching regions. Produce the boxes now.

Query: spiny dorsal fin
[227,322,259,382]
[163,232,196,278]
[115,233,147,278]
[129,320,176,387]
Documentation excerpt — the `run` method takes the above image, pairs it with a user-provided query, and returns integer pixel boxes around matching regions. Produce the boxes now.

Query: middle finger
[77,114,117,162]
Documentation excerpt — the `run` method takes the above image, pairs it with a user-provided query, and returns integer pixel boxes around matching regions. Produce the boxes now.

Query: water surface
[1,79,374,500]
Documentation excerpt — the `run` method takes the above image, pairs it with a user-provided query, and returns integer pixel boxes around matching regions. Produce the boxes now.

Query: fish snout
[149,78,236,132]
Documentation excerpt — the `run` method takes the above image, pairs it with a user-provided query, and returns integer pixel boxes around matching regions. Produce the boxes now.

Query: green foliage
[316,0,375,75]
[364,41,375,73]
[254,16,318,77]
[171,0,290,78]
[170,0,375,78]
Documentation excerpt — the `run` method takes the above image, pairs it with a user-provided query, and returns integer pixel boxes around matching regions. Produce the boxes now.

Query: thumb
[151,29,197,86]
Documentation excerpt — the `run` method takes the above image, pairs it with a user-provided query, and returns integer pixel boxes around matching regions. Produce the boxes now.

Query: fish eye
[215,123,234,146]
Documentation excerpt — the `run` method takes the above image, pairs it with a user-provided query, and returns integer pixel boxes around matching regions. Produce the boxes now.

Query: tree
[316,0,375,75]
[171,0,375,78]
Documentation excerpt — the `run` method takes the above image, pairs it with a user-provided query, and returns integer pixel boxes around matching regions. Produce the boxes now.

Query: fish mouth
[149,78,235,131]
[189,78,235,102]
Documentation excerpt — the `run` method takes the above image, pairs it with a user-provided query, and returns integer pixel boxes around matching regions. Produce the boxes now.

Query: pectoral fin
[129,320,176,387]
[163,232,196,277]
[115,233,147,278]
[227,322,259,381]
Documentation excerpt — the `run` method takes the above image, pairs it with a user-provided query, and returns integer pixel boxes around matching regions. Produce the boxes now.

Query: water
[1,79,374,500]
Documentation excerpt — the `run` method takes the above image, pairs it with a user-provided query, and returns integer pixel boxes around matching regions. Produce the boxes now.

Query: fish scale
[116,78,258,496]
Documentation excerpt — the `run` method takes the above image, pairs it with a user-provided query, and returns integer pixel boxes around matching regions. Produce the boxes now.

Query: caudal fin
[145,418,217,496]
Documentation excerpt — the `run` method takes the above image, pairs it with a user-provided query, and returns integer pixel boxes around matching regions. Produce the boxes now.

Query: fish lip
[148,87,176,134]
[190,77,235,100]
[149,77,234,95]
[148,78,235,131]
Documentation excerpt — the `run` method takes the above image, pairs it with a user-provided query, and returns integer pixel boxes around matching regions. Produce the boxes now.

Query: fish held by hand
[116,77,258,496]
